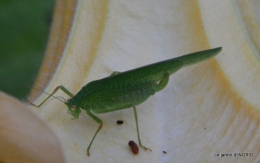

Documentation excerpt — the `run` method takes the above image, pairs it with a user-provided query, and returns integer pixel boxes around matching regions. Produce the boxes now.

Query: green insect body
[29,47,222,156]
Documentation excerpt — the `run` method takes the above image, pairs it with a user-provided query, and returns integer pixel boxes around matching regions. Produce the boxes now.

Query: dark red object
[128,140,139,154]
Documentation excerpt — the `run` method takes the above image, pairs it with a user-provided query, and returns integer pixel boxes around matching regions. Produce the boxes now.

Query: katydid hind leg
[131,75,168,151]
[153,75,169,93]
[27,85,74,107]
[133,106,152,152]
[86,110,103,156]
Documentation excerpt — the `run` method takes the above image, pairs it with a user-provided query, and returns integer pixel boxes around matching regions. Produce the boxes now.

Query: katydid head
[66,98,81,119]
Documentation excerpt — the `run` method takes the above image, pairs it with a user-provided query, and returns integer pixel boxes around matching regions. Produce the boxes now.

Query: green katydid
[27,47,222,156]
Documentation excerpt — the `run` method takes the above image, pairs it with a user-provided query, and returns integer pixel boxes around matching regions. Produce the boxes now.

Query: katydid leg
[27,85,74,107]
[86,110,103,156]
[153,75,169,92]
[133,106,152,151]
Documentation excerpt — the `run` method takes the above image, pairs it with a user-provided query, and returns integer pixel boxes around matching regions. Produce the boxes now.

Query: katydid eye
[72,105,76,110]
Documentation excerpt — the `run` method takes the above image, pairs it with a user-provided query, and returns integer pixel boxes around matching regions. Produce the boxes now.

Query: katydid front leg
[26,85,74,107]
[86,110,103,156]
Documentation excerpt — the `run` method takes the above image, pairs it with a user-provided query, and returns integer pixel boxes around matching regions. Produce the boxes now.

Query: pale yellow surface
[2,0,260,163]
[0,93,64,163]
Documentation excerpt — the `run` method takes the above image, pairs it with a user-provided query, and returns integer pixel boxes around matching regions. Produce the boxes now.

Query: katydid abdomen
[90,86,156,114]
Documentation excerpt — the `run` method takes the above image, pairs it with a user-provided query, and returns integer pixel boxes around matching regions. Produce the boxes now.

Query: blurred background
[0,0,54,99]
